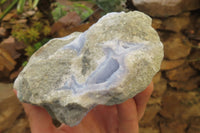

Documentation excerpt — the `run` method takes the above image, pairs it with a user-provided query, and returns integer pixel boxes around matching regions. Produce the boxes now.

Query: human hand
[17,82,153,133]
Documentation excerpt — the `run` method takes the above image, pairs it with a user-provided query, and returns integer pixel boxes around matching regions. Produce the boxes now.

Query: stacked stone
[0,83,30,133]
[131,0,200,133]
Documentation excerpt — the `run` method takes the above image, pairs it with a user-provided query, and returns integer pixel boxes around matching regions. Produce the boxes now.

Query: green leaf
[0,0,7,5]
[33,0,39,8]
[72,3,93,20]
[28,0,32,7]
[25,45,36,56]
[33,38,50,51]
[27,28,40,42]
[95,0,126,13]
[0,0,18,21]
[69,0,94,2]
[33,21,43,31]
[41,38,50,44]
[51,2,67,21]
[43,26,51,36]
[33,42,42,50]
[22,61,28,66]
[17,0,26,13]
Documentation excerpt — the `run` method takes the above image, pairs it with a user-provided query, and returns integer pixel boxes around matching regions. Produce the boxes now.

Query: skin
[16,82,153,133]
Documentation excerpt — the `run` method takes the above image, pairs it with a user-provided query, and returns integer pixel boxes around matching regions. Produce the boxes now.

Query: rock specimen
[132,0,200,17]
[14,11,163,126]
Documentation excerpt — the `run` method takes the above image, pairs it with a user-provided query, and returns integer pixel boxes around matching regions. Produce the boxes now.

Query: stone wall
[139,9,200,133]
[0,83,30,133]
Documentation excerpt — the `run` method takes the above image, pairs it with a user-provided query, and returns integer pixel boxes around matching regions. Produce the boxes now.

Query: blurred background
[0,0,199,133]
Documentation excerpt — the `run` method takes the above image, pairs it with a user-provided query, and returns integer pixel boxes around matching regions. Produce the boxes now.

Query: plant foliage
[12,20,51,57]
[71,3,93,20]
[51,2,67,21]
[0,0,40,21]
[94,0,127,13]
[0,0,18,21]
[24,38,50,57]
[51,2,93,21]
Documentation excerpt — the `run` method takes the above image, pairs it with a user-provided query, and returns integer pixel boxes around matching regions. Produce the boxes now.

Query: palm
[21,82,153,133]
[57,99,138,133]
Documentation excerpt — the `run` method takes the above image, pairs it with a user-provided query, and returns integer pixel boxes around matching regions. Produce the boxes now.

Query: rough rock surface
[140,127,159,133]
[161,59,185,70]
[187,117,200,133]
[14,11,163,126]
[160,121,187,133]
[169,76,200,91]
[159,13,190,32]
[165,64,197,81]
[160,91,200,120]
[132,0,200,17]
[162,33,191,60]
[189,49,200,71]
[0,27,8,38]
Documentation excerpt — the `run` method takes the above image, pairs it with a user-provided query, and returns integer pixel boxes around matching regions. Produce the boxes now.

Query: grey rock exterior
[14,11,163,126]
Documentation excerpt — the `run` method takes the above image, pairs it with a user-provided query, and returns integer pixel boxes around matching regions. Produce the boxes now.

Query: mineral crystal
[14,11,163,126]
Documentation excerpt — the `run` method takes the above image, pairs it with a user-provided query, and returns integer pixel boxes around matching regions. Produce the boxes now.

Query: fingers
[13,89,56,133]
[116,82,153,133]
[117,98,139,133]
[22,103,57,133]
[134,82,154,120]
[58,106,105,133]
[57,123,73,133]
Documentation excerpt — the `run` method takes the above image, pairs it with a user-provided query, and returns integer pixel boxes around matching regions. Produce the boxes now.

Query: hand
[18,82,153,133]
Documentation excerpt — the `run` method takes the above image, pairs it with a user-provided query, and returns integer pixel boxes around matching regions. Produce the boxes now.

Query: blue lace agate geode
[14,11,163,126]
